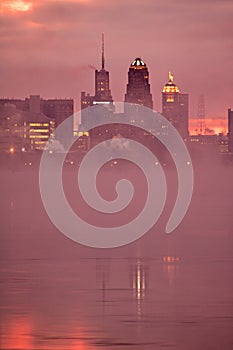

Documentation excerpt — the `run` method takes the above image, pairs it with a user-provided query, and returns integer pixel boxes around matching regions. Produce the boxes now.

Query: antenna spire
[197,95,206,135]
[101,33,105,70]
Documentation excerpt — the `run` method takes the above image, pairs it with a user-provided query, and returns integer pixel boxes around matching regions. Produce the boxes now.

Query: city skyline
[0,0,232,135]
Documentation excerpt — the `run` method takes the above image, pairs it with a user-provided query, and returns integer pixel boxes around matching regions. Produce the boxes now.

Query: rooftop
[130,57,146,69]
[163,72,180,93]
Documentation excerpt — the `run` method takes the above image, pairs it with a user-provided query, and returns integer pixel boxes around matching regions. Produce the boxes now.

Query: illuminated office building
[162,72,189,139]
[0,95,73,128]
[0,104,54,151]
[0,95,73,148]
[124,57,153,109]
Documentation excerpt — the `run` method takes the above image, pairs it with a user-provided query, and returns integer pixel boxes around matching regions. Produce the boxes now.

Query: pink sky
[0,0,232,132]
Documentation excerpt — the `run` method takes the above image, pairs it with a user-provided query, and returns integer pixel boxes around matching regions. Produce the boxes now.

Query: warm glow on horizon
[0,0,32,13]
[189,118,227,135]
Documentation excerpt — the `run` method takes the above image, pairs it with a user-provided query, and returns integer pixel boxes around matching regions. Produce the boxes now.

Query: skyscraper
[228,108,233,153]
[94,34,113,104]
[162,72,189,139]
[81,34,113,111]
[124,58,153,109]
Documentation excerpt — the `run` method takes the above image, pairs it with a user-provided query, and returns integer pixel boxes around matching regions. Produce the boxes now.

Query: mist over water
[0,148,233,349]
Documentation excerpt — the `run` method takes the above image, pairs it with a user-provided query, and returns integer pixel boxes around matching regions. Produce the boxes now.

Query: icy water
[0,159,233,350]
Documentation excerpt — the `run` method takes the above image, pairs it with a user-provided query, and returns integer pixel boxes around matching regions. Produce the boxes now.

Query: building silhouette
[162,72,189,139]
[124,58,153,109]
[228,108,233,153]
[0,95,73,128]
[81,34,113,111]
[0,95,73,149]
[0,104,55,151]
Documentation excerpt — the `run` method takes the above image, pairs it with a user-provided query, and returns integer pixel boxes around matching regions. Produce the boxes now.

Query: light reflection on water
[1,254,233,350]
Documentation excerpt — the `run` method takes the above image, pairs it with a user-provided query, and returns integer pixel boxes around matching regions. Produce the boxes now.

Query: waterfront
[0,158,233,349]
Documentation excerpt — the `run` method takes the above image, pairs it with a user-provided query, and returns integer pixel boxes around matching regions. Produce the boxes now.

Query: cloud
[0,1,32,13]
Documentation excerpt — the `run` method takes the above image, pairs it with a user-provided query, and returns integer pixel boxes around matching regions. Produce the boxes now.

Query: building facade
[162,72,189,139]
[0,95,73,127]
[124,58,153,109]
[0,95,73,148]
[0,104,55,151]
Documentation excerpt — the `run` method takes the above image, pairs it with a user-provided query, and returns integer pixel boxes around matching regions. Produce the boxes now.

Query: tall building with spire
[81,34,113,110]
[162,72,189,139]
[94,34,113,103]
[124,58,153,109]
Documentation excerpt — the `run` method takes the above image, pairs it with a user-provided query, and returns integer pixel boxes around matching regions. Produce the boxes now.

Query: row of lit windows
[29,135,49,139]
[92,101,110,105]
[29,129,49,133]
[131,66,146,70]
[130,119,146,123]
[74,131,90,137]
[190,138,200,142]
[34,141,46,144]
[30,123,49,127]
[163,86,180,93]
[166,97,174,102]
